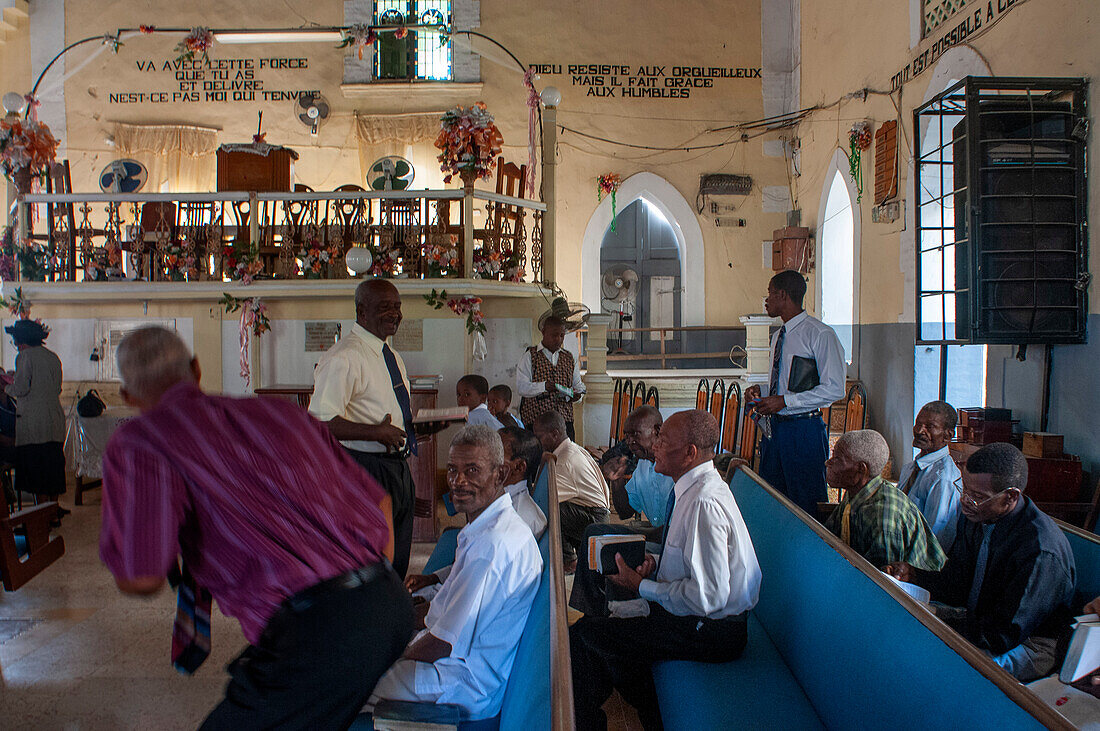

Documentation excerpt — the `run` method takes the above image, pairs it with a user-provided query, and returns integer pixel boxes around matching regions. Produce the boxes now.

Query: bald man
[570,410,761,730]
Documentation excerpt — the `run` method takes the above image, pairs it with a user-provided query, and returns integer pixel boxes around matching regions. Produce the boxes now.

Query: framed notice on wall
[95,319,176,381]
[392,318,423,352]
[305,322,342,352]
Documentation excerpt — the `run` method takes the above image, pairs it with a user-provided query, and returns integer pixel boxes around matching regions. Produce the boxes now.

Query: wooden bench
[1,502,65,591]
[651,469,1075,730]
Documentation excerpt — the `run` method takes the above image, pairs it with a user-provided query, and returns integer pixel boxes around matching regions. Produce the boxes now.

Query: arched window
[819,169,855,363]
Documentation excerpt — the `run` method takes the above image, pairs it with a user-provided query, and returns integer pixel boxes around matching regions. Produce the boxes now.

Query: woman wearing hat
[5,319,67,505]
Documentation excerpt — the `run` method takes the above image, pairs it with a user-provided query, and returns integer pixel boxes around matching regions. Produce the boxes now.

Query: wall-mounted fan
[538,296,591,333]
[99,159,148,193]
[368,155,416,191]
[296,92,330,135]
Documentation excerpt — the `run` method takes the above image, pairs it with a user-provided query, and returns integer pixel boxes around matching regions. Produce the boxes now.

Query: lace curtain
[354,113,446,189]
[113,123,219,192]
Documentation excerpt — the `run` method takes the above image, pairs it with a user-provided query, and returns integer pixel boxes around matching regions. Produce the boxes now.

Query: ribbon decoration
[23,95,40,122]
[238,305,253,385]
[220,294,270,387]
[523,68,539,197]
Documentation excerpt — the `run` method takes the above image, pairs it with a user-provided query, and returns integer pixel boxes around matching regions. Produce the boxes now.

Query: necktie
[901,465,922,496]
[655,488,678,575]
[382,343,417,456]
[967,524,995,614]
[168,561,212,675]
[769,325,786,397]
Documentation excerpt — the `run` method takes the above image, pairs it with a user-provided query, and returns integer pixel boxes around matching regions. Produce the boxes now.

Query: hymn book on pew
[588,534,646,574]
[412,406,469,424]
[1061,614,1100,683]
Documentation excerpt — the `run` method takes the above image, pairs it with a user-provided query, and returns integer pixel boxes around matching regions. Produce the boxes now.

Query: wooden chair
[708,379,726,438]
[609,379,625,446]
[614,379,634,444]
[720,382,743,454]
[738,403,759,468]
[645,385,660,409]
[140,201,179,281]
[47,161,77,280]
[843,383,867,432]
[632,381,648,413]
[475,157,528,274]
[0,503,65,591]
[696,378,710,411]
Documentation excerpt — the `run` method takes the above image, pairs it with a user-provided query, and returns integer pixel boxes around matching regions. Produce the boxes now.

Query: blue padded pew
[652,469,1074,731]
[353,469,551,731]
[1059,519,1100,606]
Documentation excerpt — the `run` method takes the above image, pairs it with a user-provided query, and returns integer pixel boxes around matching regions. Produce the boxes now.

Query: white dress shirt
[515,344,586,399]
[764,311,846,415]
[553,439,610,510]
[309,323,411,453]
[638,461,762,619]
[506,479,547,540]
[898,445,962,551]
[466,402,505,431]
[371,493,542,720]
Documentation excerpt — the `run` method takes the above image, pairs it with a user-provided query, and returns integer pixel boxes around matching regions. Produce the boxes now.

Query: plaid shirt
[825,476,947,571]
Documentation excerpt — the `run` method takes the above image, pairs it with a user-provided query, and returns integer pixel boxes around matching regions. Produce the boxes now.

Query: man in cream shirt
[310,278,442,578]
[570,409,761,731]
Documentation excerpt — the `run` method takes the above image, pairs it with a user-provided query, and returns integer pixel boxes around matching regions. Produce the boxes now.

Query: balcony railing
[578,325,748,371]
[11,188,545,284]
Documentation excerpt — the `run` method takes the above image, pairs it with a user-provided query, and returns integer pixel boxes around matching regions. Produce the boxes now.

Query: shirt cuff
[637,579,660,602]
[782,392,802,409]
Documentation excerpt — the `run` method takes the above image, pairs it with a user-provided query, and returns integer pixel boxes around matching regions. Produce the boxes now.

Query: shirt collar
[915,445,952,469]
[157,381,203,407]
[505,479,529,498]
[471,403,489,414]
[539,344,562,358]
[673,460,715,496]
[783,310,809,331]
[846,475,885,509]
[553,439,573,458]
[351,322,385,355]
[461,492,512,540]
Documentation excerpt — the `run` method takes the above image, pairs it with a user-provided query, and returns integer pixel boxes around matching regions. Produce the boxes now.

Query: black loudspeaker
[953,99,1087,344]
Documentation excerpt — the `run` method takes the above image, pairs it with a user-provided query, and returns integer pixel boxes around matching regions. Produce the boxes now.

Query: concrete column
[540,87,560,285]
[581,312,613,448]
[462,177,474,277]
[740,313,778,388]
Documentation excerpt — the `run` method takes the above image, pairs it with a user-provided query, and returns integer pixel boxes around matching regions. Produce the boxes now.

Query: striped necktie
[655,488,678,575]
[382,342,417,456]
[769,325,786,397]
[168,561,211,675]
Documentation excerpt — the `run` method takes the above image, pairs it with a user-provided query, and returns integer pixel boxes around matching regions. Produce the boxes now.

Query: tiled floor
[0,485,432,730]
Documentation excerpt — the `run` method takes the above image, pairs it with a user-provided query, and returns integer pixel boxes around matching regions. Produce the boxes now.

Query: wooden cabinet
[409,387,439,542]
[216,144,298,192]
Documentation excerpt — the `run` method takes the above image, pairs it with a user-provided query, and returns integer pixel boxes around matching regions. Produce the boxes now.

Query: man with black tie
[745,269,846,516]
[310,278,443,578]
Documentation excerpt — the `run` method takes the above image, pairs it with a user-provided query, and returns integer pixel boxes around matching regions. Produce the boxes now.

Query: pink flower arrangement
[425,289,486,335]
[473,246,525,282]
[425,234,461,277]
[435,102,504,184]
[297,232,341,279]
[338,24,377,60]
[175,27,214,65]
[0,117,59,180]
[597,173,622,199]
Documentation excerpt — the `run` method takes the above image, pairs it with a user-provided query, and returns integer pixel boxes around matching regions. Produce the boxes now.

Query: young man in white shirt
[370,425,542,721]
[569,409,762,731]
[897,400,962,551]
[516,315,585,441]
[745,269,846,516]
[456,374,504,431]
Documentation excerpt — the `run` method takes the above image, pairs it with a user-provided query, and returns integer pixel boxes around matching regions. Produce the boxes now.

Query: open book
[588,533,646,575]
[412,406,469,424]
[1061,614,1100,683]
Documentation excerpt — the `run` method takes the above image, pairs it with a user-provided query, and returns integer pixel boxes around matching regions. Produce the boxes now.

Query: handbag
[76,389,106,418]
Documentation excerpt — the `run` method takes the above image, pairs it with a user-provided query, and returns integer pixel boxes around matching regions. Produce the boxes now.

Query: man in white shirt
[745,269,846,516]
[897,400,962,551]
[370,425,542,721]
[309,278,443,578]
[533,411,610,572]
[456,374,505,430]
[516,315,585,441]
[498,426,548,539]
[570,409,762,731]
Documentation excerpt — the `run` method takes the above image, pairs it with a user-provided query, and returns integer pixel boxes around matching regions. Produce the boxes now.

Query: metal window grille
[373,0,452,81]
[914,77,1088,346]
[922,0,968,38]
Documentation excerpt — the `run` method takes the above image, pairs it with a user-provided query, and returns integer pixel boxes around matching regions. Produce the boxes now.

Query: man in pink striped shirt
[100,327,414,729]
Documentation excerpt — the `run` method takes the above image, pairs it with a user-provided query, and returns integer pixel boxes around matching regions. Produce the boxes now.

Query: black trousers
[560,501,610,563]
[570,523,660,616]
[201,565,415,731]
[346,449,415,578]
[570,604,749,731]
[15,441,65,496]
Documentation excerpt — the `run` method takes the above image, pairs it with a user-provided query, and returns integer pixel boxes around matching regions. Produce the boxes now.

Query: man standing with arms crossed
[311,278,443,578]
[745,270,846,516]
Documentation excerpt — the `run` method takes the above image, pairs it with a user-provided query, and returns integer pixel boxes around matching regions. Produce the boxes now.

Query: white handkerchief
[608,598,651,619]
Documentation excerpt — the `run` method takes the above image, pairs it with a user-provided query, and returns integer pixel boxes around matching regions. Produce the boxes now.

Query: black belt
[283,562,390,613]
[347,447,409,461]
[772,409,822,423]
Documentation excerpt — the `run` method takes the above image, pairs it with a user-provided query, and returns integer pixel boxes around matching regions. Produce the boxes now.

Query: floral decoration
[0,116,59,182]
[338,23,377,60]
[0,286,31,318]
[435,102,504,184]
[102,32,123,54]
[424,235,461,277]
[369,246,402,277]
[139,25,156,34]
[16,242,50,282]
[394,25,409,40]
[426,289,487,360]
[0,226,15,281]
[165,242,197,281]
[220,293,271,386]
[297,231,342,279]
[848,121,873,202]
[175,27,214,65]
[222,242,261,284]
[473,246,524,282]
[597,173,623,231]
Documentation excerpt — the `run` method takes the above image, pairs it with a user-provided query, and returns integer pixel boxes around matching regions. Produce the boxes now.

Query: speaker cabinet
[952,96,1087,344]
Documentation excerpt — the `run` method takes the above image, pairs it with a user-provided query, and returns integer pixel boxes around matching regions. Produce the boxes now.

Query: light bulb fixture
[540,86,562,108]
[213,30,344,44]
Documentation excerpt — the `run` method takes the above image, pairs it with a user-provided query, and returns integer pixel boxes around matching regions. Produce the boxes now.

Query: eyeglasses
[952,478,1005,510]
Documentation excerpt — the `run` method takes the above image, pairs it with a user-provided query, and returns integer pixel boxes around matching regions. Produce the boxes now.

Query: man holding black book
[745,269,846,516]
[569,409,762,731]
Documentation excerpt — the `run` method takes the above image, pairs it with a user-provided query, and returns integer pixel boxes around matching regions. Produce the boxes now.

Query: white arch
[815,148,861,368]
[580,172,705,325]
